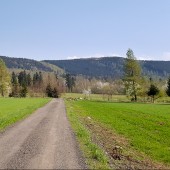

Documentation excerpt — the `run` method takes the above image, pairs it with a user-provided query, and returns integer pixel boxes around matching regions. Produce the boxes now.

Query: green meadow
[0,98,51,130]
[66,99,170,168]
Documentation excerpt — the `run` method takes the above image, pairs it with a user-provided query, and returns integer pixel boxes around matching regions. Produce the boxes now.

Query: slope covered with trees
[0,56,64,74]
[44,57,124,78]
[1,55,170,80]
[44,57,170,79]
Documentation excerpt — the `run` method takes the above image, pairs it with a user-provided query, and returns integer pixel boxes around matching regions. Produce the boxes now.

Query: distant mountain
[44,57,170,78]
[1,55,170,79]
[0,56,64,75]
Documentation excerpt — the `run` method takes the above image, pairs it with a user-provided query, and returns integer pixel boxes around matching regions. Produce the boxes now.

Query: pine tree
[11,72,17,84]
[39,71,43,84]
[123,49,142,101]
[46,84,53,97]
[10,72,20,97]
[166,77,170,96]
[147,84,159,103]
[65,73,75,92]
[20,85,28,97]
[18,71,27,87]
[0,59,10,96]
[52,87,59,98]
[27,73,32,86]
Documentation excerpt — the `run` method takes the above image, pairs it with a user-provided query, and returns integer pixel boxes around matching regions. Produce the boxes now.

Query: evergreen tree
[20,85,28,97]
[52,87,59,98]
[39,71,43,84]
[123,49,142,101]
[18,70,27,87]
[166,77,170,96]
[46,84,53,97]
[10,72,20,97]
[147,84,159,103]
[33,73,37,85]
[65,73,75,92]
[11,72,17,84]
[10,83,20,97]
[27,73,32,86]
[33,72,39,85]
[0,59,10,96]
[33,72,43,86]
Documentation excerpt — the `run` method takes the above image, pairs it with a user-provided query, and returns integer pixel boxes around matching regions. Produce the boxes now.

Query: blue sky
[0,0,170,61]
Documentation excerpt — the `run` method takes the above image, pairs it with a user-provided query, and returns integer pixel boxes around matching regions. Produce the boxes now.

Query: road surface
[0,99,86,169]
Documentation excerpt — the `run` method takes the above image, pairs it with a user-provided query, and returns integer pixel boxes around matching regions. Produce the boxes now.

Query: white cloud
[66,53,122,60]
[137,52,170,61]
[66,52,170,61]
[138,55,153,60]
[67,56,79,59]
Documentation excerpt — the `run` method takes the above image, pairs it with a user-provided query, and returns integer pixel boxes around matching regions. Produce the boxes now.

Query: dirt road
[0,99,86,169]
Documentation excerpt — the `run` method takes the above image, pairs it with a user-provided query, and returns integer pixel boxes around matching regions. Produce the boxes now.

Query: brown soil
[81,116,169,169]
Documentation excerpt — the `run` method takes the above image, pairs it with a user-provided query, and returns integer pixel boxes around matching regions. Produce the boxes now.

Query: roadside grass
[65,99,170,168]
[65,100,110,169]
[0,98,51,130]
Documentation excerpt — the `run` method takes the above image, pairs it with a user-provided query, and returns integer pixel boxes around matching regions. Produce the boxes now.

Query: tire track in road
[0,99,86,169]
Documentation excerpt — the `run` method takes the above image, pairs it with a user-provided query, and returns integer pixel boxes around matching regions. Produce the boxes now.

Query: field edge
[65,100,111,169]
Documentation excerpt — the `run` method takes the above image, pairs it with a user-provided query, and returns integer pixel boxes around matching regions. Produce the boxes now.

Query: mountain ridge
[0,55,64,75]
[1,55,170,79]
[43,57,170,78]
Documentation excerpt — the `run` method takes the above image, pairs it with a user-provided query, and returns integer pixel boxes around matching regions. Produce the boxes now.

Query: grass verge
[65,100,110,169]
[0,98,51,130]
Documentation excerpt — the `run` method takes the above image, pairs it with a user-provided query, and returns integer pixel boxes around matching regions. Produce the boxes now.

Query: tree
[166,77,170,96]
[123,49,142,101]
[52,87,59,98]
[46,84,53,97]
[45,84,59,98]
[147,84,159,103]
[27,73,32,86]
[65,73,75,92]
[10,72,20,97]
[20,85,28,97]
[11,72,17,84]
[18,70,27,87]
[0,59,10,96]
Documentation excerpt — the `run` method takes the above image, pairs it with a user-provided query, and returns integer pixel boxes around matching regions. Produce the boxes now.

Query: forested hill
[0,56,64,74]
[44,57,170,78]
[44,57,124,79]
[1,55,170,79]
[0,56,52,71]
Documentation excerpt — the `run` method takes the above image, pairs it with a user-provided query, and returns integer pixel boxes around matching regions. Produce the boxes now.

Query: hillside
[0,56,64,75]
[44,57,170,78]
[44,57,124,78]
[1,55,170,79]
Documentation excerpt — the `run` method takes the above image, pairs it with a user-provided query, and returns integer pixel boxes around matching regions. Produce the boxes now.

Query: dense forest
[44,57,170,79]
[0,56,64,75]
[1,55,170,79]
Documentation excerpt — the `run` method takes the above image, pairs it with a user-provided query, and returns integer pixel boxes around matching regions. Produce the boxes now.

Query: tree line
[0,58,65,97]
[1,51,170,102]
[124,49,170,103]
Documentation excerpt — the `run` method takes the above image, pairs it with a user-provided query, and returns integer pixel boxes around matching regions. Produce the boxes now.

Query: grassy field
[62,93,128,102]
[65,98,170,169]
[63,92,170,103]
[0,98,51,130]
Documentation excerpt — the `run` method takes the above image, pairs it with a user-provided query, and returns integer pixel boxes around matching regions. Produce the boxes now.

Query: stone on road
[0,99,85,169]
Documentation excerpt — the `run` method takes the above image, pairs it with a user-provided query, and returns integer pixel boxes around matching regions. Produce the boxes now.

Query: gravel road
[0,99,86,169]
